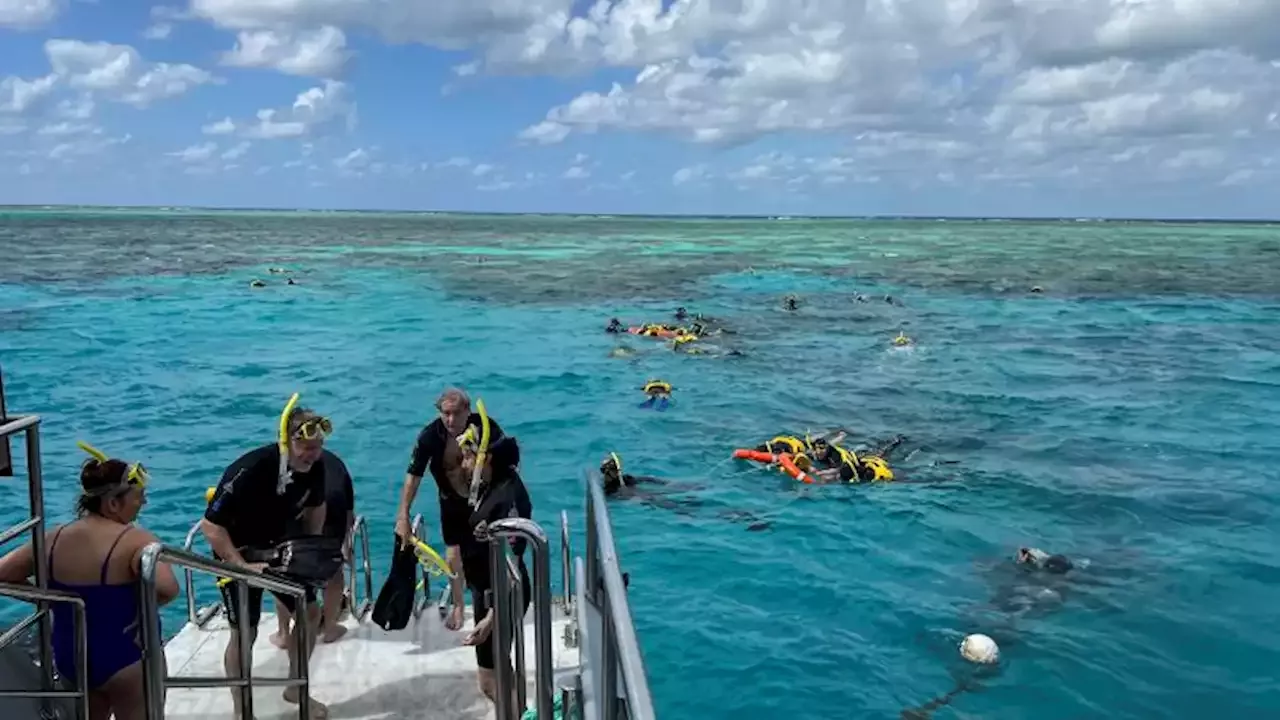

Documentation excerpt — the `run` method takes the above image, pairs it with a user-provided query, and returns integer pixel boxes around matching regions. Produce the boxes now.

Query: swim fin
[371,535,420,632]
[638,396,656,409]
[655,396,669,412]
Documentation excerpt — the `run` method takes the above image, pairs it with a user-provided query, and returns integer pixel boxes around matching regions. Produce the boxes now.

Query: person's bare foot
[268,631,288,649]
[283,688,329,718]
[444,605,464,631]
[321,623,348,643]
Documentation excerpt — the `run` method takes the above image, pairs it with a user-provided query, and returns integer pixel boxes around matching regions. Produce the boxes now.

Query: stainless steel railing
[576,471,656,720]
[137,543,315,720]
[181,512,375,628]
[489,518,555,720]
[409,514,439,619]
[0,413,91,719]
[180,519,221,628]
[560,509,573,616]
[0,582,89,719]
[345,515,374,622]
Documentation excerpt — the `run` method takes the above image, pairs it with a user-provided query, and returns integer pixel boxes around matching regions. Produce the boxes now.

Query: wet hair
[488,433,520,472]
[76,458,131,517]
[436,387,471,411]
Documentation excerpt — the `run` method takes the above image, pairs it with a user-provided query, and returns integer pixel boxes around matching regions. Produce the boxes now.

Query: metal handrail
[0,582,89,719]
[345,515,374,622]
[0,414,72,717]
[560,509,572,615]
[583,471,656,720]
[489,518,555,720]
[137,543,314,720]
[410,514,435,618]
[181,519,220,628]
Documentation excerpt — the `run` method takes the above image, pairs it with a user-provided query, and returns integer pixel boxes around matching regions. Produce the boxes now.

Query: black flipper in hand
[371,534,420,632]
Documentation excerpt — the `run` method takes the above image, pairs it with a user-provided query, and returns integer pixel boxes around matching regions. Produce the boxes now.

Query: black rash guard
[406,413,504,546]
[320,450,354,539]
[206,443,326,551]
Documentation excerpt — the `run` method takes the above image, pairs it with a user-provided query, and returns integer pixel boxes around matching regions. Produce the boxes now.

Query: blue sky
[2,0,1278,218]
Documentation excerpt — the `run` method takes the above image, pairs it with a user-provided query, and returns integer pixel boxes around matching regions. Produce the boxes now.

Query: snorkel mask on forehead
[276,392,333,494]
[77,441,149,495]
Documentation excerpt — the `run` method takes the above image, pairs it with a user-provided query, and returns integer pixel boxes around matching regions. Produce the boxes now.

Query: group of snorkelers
[750,431,905,483]
[605,307,742,357]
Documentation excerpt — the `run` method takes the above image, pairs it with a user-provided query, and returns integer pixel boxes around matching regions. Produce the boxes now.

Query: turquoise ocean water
[2,210,1280,718]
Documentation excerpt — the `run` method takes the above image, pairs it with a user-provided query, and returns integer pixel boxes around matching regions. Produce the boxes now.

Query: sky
[1,0,1279,218]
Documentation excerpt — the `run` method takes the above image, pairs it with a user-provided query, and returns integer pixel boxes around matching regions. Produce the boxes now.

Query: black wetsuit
[319,450,354,540]
[406,414,504,547]
[463,446,533,670]
[205,443,326,628]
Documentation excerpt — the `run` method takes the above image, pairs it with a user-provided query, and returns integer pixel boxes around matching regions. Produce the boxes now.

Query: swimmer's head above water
[599,453,629,494]
[606,317,623,333]
[675,307,688,320]
[1017,547,1074,574]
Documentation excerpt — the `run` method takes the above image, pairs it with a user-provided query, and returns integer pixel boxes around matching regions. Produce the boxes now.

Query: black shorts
[470,568,532,670]
[440,495,472,547]
[219,580,317,629]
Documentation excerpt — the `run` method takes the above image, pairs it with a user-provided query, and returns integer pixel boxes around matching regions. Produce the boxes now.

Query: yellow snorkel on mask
[76,441,149,491]
[462,399,491,507]
[274,392,334,494]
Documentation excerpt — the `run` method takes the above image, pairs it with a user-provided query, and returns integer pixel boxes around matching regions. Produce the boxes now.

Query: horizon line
[1,203,1278,224]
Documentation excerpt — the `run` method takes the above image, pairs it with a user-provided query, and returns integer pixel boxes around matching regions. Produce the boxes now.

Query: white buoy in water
[960,633,1000,664]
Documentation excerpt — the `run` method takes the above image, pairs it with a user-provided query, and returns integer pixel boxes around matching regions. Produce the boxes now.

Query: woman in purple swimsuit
[0,443,179,720]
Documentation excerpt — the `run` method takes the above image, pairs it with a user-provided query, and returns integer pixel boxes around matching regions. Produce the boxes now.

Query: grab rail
[560,509,573,615]
[409,514,435,618]
[181,519,221,628]
[0,414,87,719]
[580,471,656,720]
[137,543,315,720]
[345,515,374,622]
[0,583,89,720]
[489,518,555,720]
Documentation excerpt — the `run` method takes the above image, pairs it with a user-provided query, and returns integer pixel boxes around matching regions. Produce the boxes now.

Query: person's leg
[100,659,157,720]
[275,590,328,718]
[270,596,293,649]
[320,569,347,643]
[445,545,466,629]
[220,583,263,719]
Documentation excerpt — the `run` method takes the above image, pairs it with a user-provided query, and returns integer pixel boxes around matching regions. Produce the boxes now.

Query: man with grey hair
[395,387,504,631]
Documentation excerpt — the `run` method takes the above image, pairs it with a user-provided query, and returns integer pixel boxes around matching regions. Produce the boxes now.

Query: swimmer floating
[639,379,672,411]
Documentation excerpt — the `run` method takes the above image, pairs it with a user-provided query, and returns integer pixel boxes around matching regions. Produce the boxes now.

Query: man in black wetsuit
[271,449,355,647]
[395,386,504,631]
[202,404,331,719]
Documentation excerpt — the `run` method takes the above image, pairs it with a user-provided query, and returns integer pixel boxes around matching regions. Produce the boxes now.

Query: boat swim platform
[163,606,579,720]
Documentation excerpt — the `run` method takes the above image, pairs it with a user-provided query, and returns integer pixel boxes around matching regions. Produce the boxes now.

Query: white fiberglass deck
[162,606,578,719]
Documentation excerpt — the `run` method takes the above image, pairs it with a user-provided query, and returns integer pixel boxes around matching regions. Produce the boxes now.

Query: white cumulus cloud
[221,26,350,77]
[44,39,218,107]
[0,0,60,29]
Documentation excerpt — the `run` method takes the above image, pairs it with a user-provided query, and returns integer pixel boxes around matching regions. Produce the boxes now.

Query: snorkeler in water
[600,454,771,531]
[639,379,672,411]
[605,317,624,334]
[782,294,799,311]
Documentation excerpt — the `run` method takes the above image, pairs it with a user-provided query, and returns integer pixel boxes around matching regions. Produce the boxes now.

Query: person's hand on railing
[473,520,491,542]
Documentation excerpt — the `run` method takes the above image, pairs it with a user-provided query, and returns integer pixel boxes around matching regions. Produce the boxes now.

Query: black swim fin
[371,534,420,632]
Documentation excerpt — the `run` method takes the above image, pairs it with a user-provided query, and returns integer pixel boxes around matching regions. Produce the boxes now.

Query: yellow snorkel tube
[410,536,456,590]
[76,441,109,463]
[276,392,301,494]
[465,399,492,507]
